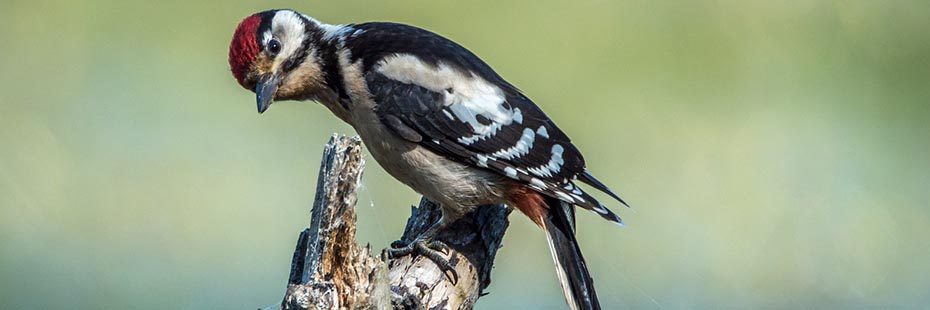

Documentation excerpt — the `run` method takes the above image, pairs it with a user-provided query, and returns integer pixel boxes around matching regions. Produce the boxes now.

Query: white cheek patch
[270,10,308,68]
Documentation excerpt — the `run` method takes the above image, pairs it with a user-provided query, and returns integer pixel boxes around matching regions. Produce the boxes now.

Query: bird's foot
[385,238,458,284]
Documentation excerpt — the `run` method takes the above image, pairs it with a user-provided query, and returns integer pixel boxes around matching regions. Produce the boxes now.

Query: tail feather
[578,169,630,208]
[543,196,601,310]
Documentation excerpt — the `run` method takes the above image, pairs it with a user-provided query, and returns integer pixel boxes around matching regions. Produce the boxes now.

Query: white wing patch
[375,54,518,145]
[270,11,309,68]
[374,54,592,208]
[368,43,622,223]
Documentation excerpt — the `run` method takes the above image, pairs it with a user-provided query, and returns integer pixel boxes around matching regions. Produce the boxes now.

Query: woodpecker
[229,9,629,309]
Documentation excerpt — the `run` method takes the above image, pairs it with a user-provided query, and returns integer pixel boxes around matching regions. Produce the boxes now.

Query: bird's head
[228,9,330,113]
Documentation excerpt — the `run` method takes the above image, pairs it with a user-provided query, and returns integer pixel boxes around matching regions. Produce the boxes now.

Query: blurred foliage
[2,0,929,308]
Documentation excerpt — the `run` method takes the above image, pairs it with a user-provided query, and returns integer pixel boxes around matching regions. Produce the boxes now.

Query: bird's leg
[385,218,458,283]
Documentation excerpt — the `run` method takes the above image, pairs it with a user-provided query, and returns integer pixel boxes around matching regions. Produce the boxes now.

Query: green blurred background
[2,0,929,308]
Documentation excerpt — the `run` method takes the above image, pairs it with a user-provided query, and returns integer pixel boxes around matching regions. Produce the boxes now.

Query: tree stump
[277,135,511,310]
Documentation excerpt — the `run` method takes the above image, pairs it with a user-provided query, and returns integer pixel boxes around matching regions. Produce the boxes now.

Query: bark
[277,135,511,310]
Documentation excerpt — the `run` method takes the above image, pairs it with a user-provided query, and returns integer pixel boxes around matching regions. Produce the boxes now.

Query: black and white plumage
[229,10,630,310]
[348,23,627,223]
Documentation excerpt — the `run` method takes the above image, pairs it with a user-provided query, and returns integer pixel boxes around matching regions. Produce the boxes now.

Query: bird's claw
[427,240,451,255]
[385,239,459,284]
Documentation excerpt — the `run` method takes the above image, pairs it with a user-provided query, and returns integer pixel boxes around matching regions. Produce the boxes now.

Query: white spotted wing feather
[367,54,625,223]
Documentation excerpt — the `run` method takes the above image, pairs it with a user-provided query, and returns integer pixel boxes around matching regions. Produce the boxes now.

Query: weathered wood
[282,135,386,310]
[278,135,510,310]
[388,199,510,309]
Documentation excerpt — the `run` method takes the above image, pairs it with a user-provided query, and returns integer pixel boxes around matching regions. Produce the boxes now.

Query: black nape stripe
[318,35,349,105]
[256,10,276,47]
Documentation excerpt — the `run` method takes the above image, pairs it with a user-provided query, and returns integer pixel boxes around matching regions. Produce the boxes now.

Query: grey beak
[255,74,281,114]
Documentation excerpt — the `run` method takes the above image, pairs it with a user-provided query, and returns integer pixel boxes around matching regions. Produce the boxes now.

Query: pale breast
[333,52,509,218]
[350,108,508,216]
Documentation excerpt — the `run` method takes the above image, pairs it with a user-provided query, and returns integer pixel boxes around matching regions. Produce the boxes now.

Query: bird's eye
[268,39,282,55]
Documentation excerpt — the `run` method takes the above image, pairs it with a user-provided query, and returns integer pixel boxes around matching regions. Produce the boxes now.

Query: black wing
[348,23,626,222]
[366,70,623,223]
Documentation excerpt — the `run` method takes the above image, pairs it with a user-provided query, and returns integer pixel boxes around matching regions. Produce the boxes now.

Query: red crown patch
[229,14,263,88]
